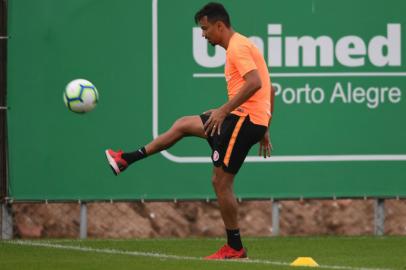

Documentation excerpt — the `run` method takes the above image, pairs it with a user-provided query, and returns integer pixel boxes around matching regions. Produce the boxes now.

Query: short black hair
[194,2,231,27]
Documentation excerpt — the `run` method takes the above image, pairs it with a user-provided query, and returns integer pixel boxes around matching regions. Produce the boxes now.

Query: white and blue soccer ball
[63,79,99,113]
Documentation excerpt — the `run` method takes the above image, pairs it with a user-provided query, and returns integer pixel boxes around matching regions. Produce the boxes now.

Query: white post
[374,198,385,236]
[80,202,87,239]
[1,203,12,239]
[272,200,280,236]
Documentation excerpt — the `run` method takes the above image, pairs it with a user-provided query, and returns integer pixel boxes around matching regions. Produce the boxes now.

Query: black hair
[194,2,231,27]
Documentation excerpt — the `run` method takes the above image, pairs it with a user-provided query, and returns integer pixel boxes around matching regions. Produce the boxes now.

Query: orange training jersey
[225,32,271,127]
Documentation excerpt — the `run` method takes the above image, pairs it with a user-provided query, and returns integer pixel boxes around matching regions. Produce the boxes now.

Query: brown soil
[10,199,406,238]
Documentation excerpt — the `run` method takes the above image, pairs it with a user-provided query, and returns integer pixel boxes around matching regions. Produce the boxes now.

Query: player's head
[194,2,231,46]
[194,2,231,27]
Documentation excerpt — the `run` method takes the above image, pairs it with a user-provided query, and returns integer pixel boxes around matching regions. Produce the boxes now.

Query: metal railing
[2,198,405,239]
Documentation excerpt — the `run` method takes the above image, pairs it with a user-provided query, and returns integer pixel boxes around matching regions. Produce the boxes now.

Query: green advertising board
[6,0,406,201]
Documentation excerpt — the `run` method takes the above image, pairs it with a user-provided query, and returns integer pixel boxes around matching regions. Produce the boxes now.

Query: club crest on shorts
[212,150,220,161]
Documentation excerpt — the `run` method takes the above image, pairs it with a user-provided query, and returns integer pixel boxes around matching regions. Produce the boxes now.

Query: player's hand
[203,107,227,136]
[203,109,215,115]
[259,129,272,158]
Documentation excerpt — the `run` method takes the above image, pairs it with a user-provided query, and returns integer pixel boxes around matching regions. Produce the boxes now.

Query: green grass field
[1,237,405,270]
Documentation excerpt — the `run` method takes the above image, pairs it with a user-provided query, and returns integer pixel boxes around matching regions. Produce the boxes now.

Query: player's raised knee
[172,116,188,131]
[172,116,198,134]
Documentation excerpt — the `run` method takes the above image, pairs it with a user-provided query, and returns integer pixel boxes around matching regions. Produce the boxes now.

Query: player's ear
[216,21,224,31]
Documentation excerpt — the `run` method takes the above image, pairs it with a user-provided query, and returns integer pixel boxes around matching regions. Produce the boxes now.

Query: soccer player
[105,2,274,259]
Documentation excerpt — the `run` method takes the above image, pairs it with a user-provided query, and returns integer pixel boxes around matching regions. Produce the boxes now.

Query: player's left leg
[212,167,239,230]
[204,115,267,259]
[205,166,247,259]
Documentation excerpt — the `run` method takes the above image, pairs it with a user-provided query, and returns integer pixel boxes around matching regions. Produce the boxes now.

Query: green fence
[5,0,406,201]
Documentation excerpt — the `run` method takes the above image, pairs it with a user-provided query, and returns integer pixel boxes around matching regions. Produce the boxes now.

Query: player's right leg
[145,115,206,155]
[105,115,205,175]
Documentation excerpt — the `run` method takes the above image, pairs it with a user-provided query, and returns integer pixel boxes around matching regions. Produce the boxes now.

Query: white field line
[6,240,393,270]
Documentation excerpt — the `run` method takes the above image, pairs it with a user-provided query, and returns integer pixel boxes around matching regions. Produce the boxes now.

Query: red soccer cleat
[204,244,247,260]
[105,149,128,175]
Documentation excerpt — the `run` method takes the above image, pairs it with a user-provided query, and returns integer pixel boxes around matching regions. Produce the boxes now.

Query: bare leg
[212,166,239,229]
[202,167,248,258]
[145,115,206,155]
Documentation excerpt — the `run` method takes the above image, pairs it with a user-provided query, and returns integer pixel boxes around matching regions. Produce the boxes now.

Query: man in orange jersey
[105,2,274,259]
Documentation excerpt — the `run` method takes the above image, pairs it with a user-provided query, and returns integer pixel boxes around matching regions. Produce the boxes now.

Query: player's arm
[269,84,275,126]
[259,85,274,158]
[203,69,261,136]
[220,69,261,114]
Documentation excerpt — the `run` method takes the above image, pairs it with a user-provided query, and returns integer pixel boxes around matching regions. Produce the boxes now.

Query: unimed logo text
[193,24,401,68]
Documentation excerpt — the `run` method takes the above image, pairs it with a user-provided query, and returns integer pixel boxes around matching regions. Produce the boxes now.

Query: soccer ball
[63,79,99,113]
